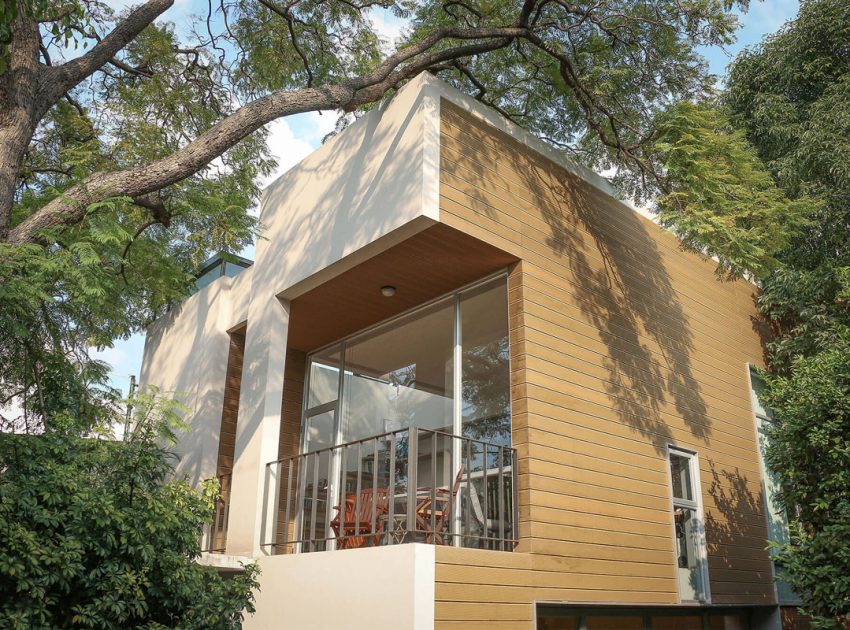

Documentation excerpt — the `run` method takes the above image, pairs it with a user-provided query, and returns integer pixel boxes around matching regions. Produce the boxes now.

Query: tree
[0,393,259,629]
[722,1,850,625]
[2,0,812,430]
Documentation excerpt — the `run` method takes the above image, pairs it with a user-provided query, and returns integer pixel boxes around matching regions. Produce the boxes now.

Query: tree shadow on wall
[517,158,711,454]
[704,462,773,602]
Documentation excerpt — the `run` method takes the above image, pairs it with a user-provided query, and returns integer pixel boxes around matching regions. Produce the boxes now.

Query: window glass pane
[674,506,704,601]
[307,345,341,409]
[586,615,643,629]
[670,453,693,501]
[460,279,511,445]
[341,299,454,442]
[304,410,335,453]
[749,368,775,420]
[751,369,798,604]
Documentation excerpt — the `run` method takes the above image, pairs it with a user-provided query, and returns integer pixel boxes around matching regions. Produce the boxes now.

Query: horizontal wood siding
[215,328,245,478]
[435,100,773,626]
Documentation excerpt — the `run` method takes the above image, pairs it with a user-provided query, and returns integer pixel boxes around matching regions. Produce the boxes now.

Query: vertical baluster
[512,448,519,547]
[325,444,334,548]
[388,433,396,544]
[355,442,362,537]
[283,460,293,552]
[482,443,489,549]
[498,445,505,551]
[338,444,347,550]
[430,431,437,541]
[371,438,379,539]
[309,452,320,552]
[407,428,418,539]
[465,439,472,547]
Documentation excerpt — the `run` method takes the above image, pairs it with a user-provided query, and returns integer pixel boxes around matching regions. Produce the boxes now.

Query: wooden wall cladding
[215,327,246,478]
[434,99,774,628]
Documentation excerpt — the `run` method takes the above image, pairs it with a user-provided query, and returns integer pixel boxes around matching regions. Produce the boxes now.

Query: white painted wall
[140,274,244,487]
[225,74,446,556]
[244,544,435,630]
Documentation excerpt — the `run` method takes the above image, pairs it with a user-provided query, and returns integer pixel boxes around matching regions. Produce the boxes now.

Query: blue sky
[98,0,799,397]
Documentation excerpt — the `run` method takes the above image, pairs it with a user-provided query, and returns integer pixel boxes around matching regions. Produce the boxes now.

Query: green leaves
[0,399,258,629]
[719,2,850,624]
[651,103,814,279]
[759,338,850,628]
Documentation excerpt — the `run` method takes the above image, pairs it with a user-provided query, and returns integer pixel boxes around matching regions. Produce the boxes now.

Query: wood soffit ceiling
[287,223,517,352]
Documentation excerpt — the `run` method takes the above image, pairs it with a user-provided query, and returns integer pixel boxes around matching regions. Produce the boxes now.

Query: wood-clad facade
[433,99,774,627]
[215,326,246,478]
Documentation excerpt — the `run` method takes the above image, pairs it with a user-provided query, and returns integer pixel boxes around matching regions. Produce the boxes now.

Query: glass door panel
[459,279,512,547]
[299,409,336,550]
[341,299,455,442]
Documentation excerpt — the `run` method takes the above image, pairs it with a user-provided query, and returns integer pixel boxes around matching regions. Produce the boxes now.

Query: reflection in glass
[674,506,704,601]
[307,345,341,408]
[341,300,454,442]
[461,280,511,445]
[670,453,693,501]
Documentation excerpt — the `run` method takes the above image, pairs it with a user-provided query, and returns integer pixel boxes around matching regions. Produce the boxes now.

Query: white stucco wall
[139,275,240,486]
[244,544,436,630]
[226,74,446,555]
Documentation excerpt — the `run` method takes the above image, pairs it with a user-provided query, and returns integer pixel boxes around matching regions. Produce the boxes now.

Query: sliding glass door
[298,273,512,548]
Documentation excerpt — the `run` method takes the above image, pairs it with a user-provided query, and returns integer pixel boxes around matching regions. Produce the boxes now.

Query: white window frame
[666,445,711,603]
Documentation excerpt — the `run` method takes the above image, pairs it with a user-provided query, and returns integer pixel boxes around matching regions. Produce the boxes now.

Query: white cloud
[258,117,317,190]
[368,8,409,53]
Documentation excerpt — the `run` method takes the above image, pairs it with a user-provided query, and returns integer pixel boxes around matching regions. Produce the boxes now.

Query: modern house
[140,73,801,629]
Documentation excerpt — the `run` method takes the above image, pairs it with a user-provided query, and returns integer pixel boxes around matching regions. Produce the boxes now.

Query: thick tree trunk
[0,12,41,241]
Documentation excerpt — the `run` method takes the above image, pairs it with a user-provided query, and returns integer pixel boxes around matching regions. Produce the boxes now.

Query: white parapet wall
[244,544,436,630]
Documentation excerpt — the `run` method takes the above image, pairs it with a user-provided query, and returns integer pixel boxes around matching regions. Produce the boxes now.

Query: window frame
[666,445,711,604]
[745,363,801,606]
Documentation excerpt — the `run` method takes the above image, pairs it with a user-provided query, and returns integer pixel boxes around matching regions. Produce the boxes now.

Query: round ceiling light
[381,285,396,297]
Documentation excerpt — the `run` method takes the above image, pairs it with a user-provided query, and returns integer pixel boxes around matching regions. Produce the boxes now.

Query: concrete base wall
[244,544,435,630]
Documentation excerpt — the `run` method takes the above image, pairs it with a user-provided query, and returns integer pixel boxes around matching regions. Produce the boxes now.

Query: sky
[97,0,799,398]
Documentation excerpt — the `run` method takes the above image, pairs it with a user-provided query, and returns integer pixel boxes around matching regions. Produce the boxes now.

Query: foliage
[726,0,850,366]
[760,339,850,628]
[651,103,813,278]
[410,0,744,202]
[712,1,850,625]
[0,392,259,629]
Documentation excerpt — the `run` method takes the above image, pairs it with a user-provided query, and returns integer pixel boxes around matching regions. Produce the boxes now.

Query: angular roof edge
[416,73,635,211]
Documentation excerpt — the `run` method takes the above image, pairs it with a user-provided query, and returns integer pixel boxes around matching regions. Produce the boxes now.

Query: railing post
[407,427,418,540]
[260,464,278,555]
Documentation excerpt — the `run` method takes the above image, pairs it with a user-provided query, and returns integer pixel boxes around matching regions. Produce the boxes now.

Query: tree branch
[8,25,526,245]
[39,0,173,111]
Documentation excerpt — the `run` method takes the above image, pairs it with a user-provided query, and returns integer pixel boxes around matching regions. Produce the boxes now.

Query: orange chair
[414,465,465,545]
[330,488,390,549]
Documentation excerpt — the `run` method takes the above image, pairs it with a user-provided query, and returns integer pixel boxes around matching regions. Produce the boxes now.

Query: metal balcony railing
[262,427,517,554]
[201,473,231,553]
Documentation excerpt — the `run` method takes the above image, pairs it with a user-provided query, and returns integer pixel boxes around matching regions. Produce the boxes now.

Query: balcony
[262,427,517,553]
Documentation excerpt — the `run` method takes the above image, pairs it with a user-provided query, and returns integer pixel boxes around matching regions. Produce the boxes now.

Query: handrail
[261,427,517,554]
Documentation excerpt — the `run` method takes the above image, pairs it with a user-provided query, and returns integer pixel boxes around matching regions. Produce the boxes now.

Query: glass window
[749,367,799,605]
[306,345,341,409]
[670,453,694,501]
[460,279,511,445]
[341,299,455,442]
[668,448,708,602]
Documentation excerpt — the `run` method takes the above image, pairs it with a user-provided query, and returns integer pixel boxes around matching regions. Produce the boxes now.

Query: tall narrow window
[668,448,709,602]
[749,367,799,605]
